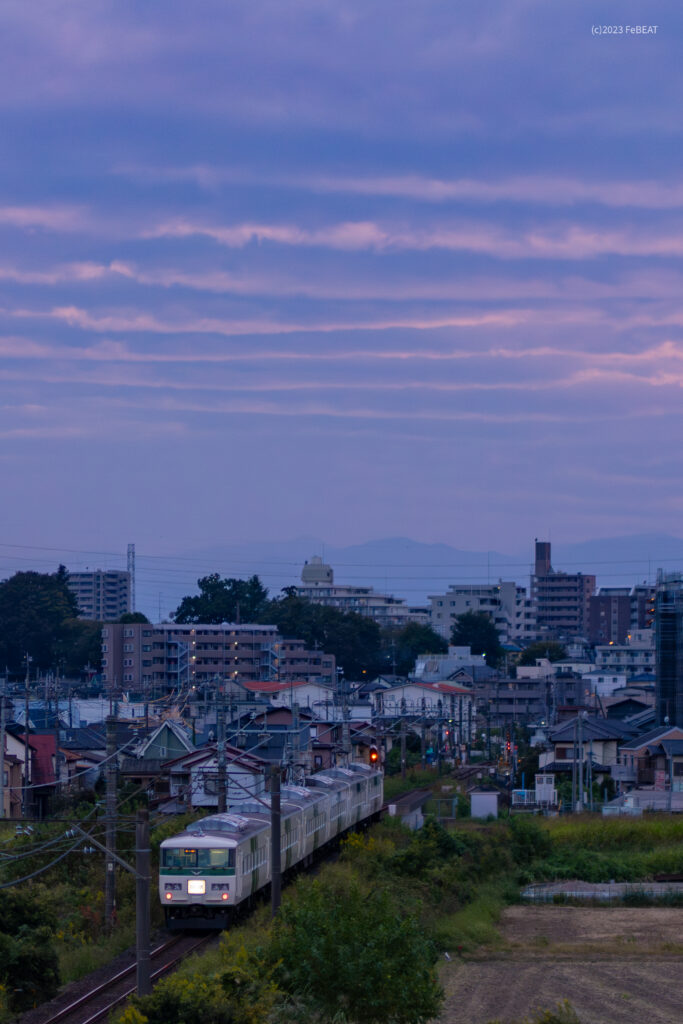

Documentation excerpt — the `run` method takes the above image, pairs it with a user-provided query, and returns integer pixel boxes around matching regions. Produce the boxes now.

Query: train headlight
[165,892,172,901]
[187,879,206,895]
[221,892,229,901]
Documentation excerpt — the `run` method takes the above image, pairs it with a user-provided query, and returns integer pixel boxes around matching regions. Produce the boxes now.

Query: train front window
[162,848,235,869]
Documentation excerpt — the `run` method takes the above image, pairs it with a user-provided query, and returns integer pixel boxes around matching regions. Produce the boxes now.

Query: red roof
[396,681,472,696]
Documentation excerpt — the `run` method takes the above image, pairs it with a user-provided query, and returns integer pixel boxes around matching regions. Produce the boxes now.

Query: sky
[0,0,681,593]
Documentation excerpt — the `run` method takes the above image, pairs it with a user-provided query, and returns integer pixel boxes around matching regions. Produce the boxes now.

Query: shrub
[0,925,60,1012]
[267,876,443,1024]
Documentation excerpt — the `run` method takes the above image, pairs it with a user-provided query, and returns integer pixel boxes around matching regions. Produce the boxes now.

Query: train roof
[161,811,269,846]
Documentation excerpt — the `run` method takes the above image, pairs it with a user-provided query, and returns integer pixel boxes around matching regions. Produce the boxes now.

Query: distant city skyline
[0,2,678,564]
[2,531,682,624]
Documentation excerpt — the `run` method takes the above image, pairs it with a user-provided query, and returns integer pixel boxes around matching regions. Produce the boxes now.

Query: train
[159,762,384,929]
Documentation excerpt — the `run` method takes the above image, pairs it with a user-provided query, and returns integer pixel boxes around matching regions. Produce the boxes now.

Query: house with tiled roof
[539,715,628,775]
[615,724,683,788]
[161,743,268,812]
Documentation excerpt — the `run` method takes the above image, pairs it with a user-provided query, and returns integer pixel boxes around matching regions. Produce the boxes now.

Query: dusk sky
[0,1,680,600]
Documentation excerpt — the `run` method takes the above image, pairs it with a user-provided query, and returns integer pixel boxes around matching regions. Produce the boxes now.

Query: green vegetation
[0,566,102,674]
[261,590,382,679]
[380,621,448,675]
[173,574,270,624]
[269,878,442,1024]
[515,814,683,884]
[517,641,567,666]
[0,890,61,1014]
[0,805,207,1016]
[450,610,504,667]
[173,574,452,678]
[122,870,442,1024]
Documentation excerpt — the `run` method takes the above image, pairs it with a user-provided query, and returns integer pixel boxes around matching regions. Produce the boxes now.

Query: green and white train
[160,762,383,929]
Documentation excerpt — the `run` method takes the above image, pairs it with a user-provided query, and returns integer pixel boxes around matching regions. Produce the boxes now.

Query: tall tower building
[655,571,683,727]
[531,540,595,640]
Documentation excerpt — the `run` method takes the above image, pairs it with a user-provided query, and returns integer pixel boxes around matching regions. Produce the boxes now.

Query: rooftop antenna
[127,543,136,613]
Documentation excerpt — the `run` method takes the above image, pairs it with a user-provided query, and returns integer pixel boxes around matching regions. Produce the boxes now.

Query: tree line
[0,568,564,680]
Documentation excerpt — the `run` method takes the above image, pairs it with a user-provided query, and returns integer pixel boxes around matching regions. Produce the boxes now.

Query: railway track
[35,934,214,1024]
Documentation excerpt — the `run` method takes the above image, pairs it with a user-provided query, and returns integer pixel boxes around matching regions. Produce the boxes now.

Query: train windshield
[162,847,235,869]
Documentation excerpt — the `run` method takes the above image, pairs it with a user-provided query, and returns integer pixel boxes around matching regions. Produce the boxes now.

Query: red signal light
[369,746,379,763]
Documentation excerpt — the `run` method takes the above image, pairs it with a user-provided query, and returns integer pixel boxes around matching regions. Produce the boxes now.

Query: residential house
[163,744,268,811]
[539,716,627,776]
[616,724,683,788]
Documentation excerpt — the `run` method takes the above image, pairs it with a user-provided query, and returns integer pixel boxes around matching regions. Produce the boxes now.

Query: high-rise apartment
[531,540,595,640]
[67,569,131,621]
[655,571,683,727]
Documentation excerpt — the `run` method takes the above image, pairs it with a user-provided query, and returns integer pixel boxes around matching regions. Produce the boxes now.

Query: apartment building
[531,541,595,641]
[101,622,335,695]
[594,629,655,678]
[589,584,656,643]
[67,570,131,621]
[655,571,683,727]
[429,581,535,643]
[297,556,428,627]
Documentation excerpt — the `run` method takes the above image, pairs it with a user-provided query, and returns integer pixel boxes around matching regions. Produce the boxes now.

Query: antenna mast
[127,543,136,613]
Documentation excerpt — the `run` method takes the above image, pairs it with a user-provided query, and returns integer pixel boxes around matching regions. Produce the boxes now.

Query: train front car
[159,812,263,930]
[158,766,384,929]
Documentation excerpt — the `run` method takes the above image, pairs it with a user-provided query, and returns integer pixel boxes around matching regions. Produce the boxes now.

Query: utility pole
[22,653,32,817]
[400,717,407,779]
[217,690,227,813]
[136,809,151,996]
[72,816,151,997]
[581,712,585,806]
[571,718,577,812]
[338,668,351,764]
[105,715,118,929]
[270,766,281,917]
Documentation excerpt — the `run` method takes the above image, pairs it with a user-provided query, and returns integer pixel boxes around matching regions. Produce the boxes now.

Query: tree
[381,622,448,676]
[0,892,60,1012]
[121,940,279,1024]
[118,611,150,624]
[268,877,443,1024]
[450,610,503,667]
[0,567,80,672]
[173,574,269,624]
[260,592,382,680]
[517,641,567,666]
[58,618,103,675]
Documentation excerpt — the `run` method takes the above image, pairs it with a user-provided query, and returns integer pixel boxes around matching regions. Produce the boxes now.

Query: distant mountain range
[148,532,683,618]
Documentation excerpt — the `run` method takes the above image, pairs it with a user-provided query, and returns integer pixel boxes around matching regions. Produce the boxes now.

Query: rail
[41,934,213,1024]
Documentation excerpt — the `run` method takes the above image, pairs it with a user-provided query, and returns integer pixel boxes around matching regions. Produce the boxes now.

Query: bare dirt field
[438,907,683,1024]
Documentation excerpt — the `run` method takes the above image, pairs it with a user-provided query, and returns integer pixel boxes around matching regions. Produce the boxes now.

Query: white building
[375,680,476,744]
[165,745,267,810]
[594,629,655,678]
[413,646,487,681]
[429,581,534,643]
[297,556,428,628]
[582,670,628,697]
[68,569,131,621]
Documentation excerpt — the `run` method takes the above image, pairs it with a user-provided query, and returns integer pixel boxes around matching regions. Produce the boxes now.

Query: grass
[432,880,515,953]
[58,923,137,984]
[382,767,445,802]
